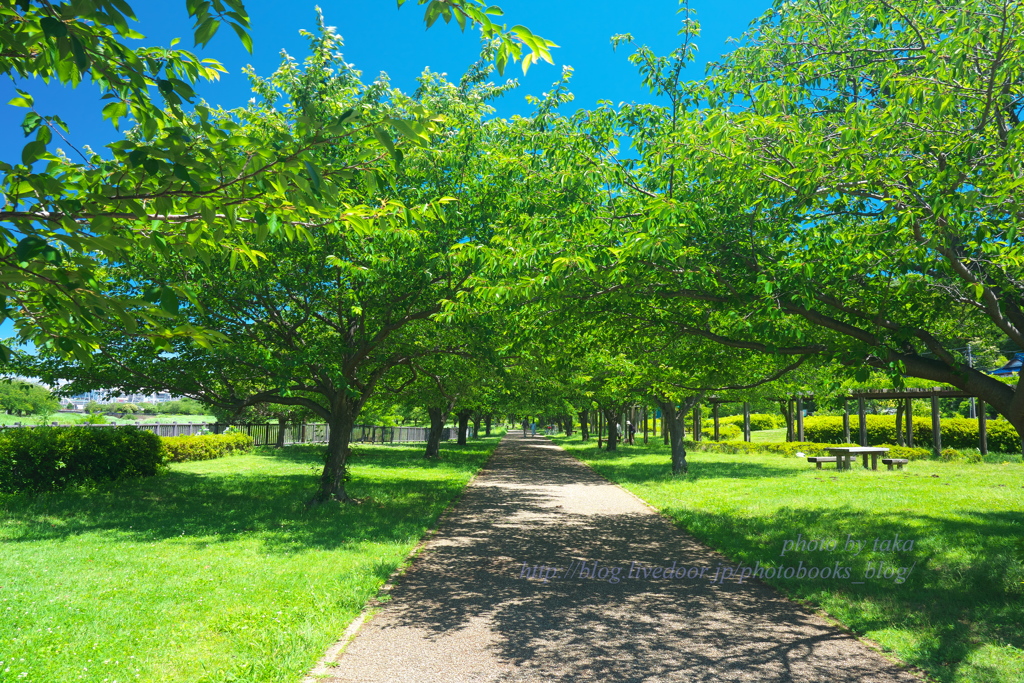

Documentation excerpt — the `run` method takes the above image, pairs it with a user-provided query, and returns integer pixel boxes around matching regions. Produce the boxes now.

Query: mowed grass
[749,427,786,443]
[0,435,500,683]
[552,435,1024,683]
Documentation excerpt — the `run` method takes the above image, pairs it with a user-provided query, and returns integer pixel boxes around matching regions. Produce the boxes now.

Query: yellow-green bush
[802,415,1021,452]
[709,423,743,441]
[160,433,254,463]
[702,413,782,432]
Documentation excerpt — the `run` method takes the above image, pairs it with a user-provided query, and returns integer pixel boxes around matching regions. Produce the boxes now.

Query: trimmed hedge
[160,433,254,463]
[686,439,932,461]
[702,413,782,432]
[710,423,743,441]
[802,415,1022,452]
[0,426,164,494]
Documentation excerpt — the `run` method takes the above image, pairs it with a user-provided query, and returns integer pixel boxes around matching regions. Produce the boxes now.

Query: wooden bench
[806,456,838,470]
[882,458,909,471]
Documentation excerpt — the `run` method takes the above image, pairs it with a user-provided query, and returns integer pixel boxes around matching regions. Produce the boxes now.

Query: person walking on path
[312,432,921,683]
[530,421,537,437]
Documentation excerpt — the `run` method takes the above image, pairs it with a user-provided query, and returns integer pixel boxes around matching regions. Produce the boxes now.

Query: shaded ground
[316,433,923,682]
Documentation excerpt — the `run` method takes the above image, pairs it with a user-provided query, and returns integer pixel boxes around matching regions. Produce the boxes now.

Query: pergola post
[786,401,794,442]
[796,395,805,442]
[906,398,914,447]
[979,400,988,455]
[858,397,867,447]
[713,402,720,441]
[931,395,942,455]
[842,400,851,444]
[743,402,751,442]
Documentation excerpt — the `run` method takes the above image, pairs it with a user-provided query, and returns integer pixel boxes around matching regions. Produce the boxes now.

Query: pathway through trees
[310,433,921,682]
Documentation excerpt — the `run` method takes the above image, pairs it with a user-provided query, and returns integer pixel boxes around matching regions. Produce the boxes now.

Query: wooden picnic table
[823,446,890,471]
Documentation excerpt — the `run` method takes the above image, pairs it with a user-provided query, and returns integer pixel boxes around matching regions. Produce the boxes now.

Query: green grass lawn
[0,435,500,682]
[750,427,787,443]
[552,435,1024,683]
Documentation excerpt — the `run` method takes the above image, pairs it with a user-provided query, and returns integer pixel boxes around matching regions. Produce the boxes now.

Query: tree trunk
[780,401,794,441]
[895,401,905,447]
[484,414,492,436]
[457,409,472,445]
[472,413,482,440]
[276,415,287,448]
[580,409,590,441]
[425,407,445,459]
[602,407,619,451]
[312,410,356,505]
[658,399,688,475]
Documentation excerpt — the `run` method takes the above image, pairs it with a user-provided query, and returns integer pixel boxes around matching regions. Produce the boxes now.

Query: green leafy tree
[0,378,58,415]
[24,32,540,504]
[530,0,1024,452]
[0,0,552,360]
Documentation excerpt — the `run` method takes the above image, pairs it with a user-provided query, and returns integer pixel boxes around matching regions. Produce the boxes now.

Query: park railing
[0,421,457,446]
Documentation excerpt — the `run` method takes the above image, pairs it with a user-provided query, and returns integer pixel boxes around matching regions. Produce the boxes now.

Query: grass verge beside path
[551,434,1024,683]
[0,434,501,683]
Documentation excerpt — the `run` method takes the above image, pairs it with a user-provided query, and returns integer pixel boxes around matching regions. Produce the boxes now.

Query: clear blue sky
[0,0,773,161]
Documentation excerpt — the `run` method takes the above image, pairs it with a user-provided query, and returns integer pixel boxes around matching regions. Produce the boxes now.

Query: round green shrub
[0,426,164,494]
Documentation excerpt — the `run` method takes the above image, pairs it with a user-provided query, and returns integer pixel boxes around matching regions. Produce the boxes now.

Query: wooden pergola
[847,387,987,454]
[605,386,991,455]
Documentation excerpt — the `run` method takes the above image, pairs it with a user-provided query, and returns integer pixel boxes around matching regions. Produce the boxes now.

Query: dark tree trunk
[425,407,445,459]
[484,414,492,436]
[602,407,619,451]
[895,401,905,447]
[780,401,794,442]
[312,409,356,505]
[472,413,482,440]
[276,415,287,448]
[658,399,688,474]
[580,409,590,441]
[457,409,472,445]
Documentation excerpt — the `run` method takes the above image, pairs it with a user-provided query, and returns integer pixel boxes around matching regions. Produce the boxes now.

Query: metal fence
[0,421,456,447]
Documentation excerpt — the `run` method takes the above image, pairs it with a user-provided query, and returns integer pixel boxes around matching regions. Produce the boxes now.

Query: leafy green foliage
[160,432,253,462]
[704,413,782,432]
[397,0,557,74]
[0,379,58,416]
[0,425,163,493]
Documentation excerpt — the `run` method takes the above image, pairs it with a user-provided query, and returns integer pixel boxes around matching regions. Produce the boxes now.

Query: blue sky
[0,0,773,162]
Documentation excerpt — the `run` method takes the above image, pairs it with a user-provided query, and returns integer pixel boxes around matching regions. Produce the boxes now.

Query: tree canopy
[14,0,1024,498]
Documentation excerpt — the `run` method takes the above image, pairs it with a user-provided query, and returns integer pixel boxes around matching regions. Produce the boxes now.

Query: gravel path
[312,432,922,682]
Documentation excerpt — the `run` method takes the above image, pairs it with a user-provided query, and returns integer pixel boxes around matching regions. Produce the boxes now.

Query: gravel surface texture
[311,432,923,682]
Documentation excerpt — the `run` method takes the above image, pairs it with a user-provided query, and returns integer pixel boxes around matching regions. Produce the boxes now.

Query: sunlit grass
[553,434,1024,683]
[0,436,499,683]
